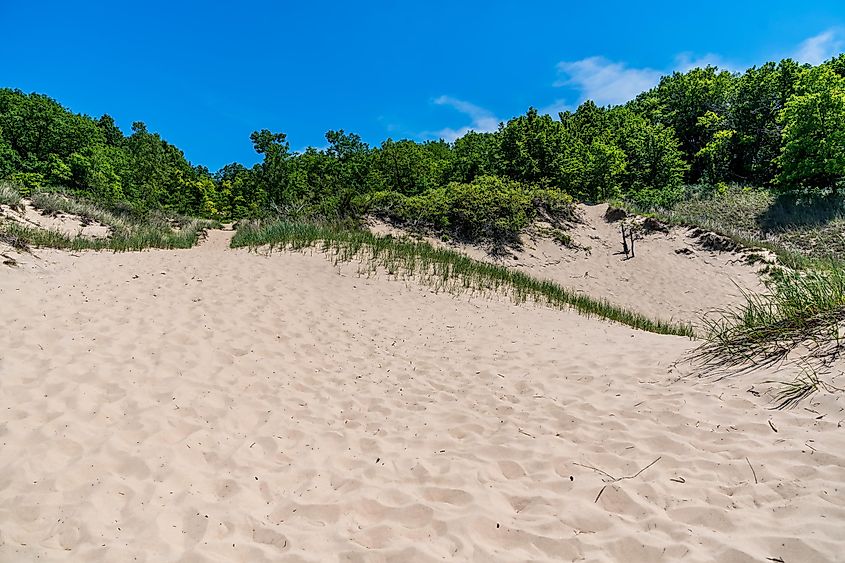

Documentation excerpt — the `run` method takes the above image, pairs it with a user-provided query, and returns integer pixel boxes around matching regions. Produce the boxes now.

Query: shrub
[369,175,575,244]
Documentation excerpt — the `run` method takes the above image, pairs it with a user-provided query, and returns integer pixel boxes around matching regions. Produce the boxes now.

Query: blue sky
[2,1,844,170]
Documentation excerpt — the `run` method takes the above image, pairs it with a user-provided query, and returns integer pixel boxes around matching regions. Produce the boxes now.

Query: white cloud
[431,95,500,141]
[794,29,843,65]
[554,56,662,106]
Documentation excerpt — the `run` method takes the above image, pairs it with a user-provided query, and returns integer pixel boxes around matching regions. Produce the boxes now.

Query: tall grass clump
[0,182,21,207]
[232,219,694,337]
[30,191,128,231]
[694,267,845,404]
[0,189,222,251]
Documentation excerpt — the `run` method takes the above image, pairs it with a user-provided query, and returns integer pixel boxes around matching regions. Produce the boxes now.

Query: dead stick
[745,457,758,484]
[621,225,629,257]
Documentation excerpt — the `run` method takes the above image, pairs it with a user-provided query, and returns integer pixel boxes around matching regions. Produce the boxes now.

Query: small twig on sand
[575,456,663,503]
[745,457,758,484]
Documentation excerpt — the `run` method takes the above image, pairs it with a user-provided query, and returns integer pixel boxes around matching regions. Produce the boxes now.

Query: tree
[448,131,497,183]
[724,61,804,185]
[613,110,688,207]
[250,129,293,208]
[777,65,845,195]
[633,66,735,181]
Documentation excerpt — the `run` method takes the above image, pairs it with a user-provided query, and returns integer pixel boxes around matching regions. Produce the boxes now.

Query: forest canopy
[2,53,845,242]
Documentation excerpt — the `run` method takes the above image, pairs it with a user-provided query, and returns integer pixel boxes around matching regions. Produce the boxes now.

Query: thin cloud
[794,29,843,65]
[674,52,738,73]
[554,57,662,106]
[432,95,500,141]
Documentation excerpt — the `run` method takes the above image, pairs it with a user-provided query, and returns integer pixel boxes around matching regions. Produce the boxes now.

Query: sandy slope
[370,204,768,327]
[1,200,110,239]
[1,232,843,562]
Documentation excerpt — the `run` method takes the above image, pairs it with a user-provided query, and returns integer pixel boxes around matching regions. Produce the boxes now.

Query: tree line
[1,54,844,231]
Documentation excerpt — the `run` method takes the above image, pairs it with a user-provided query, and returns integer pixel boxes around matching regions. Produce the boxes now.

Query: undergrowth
[231,219,694,337]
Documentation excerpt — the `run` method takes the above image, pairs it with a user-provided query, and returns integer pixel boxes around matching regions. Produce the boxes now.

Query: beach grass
[692,267,845,401]
[0,182,21,207]
[1,190,220,252]
[632,186,845,271]
[231,219,695,337]
[0,217,218,252]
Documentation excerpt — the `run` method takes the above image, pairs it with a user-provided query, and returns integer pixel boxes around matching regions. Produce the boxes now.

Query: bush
[368,175,575,244]
[6,172,45,196]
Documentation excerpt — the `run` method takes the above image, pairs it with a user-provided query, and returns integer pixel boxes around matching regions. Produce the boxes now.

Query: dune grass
[692,267,845,405]
[0,182,21,207]
[1,190,220,252]
[0,219,215,252]
[231,219,695,337]
[30,191,129,231]
[638,186,845,271]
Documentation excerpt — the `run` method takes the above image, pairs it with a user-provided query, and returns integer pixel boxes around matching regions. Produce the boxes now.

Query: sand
[1,230,844,562]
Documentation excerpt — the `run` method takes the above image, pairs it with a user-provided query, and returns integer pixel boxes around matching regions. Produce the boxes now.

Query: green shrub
[369,175,575,244]
[6,172,45,196]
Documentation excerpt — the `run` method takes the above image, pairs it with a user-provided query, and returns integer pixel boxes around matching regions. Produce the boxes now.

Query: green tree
[777,65,845,195]
[633,66,735,181]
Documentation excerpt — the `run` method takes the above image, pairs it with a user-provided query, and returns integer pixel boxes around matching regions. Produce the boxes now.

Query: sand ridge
[0,232,843,562]
[369,203,768,327]
[1,199,111,240]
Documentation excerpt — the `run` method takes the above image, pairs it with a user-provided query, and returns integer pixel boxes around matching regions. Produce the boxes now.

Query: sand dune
[369,203,768,327]
[1,231,843,562]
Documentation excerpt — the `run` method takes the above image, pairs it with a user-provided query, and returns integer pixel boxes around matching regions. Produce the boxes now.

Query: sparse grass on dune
[641,186,845,270]
[1,189,220,251]
[693,267,845,405]
[231,219,695,337]
[30,191,129,231]
[0,219,213,251]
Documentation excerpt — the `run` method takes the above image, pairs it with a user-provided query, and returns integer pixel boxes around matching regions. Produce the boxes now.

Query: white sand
[1,231,843,562]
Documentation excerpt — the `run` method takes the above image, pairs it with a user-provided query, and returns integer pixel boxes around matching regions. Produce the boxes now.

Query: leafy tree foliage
[777,65,845,195]
[2,53,845,227]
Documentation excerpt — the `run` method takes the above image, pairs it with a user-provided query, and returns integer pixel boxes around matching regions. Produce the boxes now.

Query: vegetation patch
[364,175,576,246]
[0,190,220,252]
[0,182,21,207]
[231,220,694,337]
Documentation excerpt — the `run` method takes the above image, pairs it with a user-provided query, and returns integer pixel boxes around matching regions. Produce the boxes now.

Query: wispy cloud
[553,57,663,106]
[431,95,500,142]
[674,52,738,73]
[794,29,843,65]
[537,99,572,117]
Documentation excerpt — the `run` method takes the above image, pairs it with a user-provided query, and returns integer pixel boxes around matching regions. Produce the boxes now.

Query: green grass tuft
[693,267,845,397]
[231,219,694,337]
